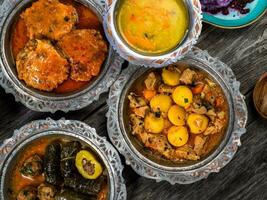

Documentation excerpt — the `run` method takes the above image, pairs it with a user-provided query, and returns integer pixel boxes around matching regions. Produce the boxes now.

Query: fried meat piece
[17,186,37,200]
[180,68,196,85]
[58,29,108,81]
[21,0,78,40]
[20,154,43,178]
[37,183,57,200]
[174,145,200,161]
[16,39,69,91]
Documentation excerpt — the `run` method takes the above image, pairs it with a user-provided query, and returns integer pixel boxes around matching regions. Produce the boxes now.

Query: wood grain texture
[0,6,266,200]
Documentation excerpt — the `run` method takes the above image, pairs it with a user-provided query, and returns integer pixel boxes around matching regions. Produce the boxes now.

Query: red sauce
[11,0,104,94]
[12,18,28,59]
[10,138,52,198]
[55,78,88,93]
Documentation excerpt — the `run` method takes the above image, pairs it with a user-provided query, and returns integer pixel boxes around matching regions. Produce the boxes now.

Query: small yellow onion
[172,86,193,108]
[187,113,209,134]
[144,112,164,134]
[162,68,180,86]
[150,94,172,113]
[167,105,186,126]
[167,126,189,147]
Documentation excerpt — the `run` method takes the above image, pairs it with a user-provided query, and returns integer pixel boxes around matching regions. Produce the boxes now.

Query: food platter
[107,47,247,184]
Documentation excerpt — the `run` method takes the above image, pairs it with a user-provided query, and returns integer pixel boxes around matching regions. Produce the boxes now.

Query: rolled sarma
[44,141,63,185]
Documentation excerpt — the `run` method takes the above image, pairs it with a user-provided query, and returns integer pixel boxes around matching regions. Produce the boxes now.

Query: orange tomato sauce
[9,138,52,198]
[11,0,105,94]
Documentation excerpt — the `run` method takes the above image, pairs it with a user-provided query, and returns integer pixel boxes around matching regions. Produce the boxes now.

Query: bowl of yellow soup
[104,0,202,67]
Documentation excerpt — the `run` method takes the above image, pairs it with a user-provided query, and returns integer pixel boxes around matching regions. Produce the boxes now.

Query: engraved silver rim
[103,0,202,68]
[107,47,248,184]
[0,118,127,200]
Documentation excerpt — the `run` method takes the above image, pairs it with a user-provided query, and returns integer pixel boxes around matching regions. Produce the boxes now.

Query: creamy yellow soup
[117,0,189,54]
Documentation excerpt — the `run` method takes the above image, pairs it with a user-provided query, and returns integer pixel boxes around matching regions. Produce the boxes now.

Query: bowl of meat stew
[121,60,234,168]
[0,0,123,112]
[107,47,248,184]
[0,119,126,200]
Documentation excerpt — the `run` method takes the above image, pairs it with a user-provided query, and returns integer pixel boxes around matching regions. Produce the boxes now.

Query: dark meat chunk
[20,154,43,177]
[16,39,69,91]
[44,141,63,185]
[21,0,78,40]
[60,141,81,178]
[17,186,37,200]
[37,183,57,200]
[64,174,105,196]
[58,29,108,82]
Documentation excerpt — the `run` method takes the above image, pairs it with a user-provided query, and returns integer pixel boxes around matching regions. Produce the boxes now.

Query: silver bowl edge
[0,0,124,113]
[0,118,127,200]
[106,47,248,184]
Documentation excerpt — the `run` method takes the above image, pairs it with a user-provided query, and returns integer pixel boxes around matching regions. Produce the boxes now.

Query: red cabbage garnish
[201,0,233,9]
[201,0,253,15]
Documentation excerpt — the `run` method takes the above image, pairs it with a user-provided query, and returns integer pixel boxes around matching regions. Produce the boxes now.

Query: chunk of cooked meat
[16,39,69,91]
[179,68,196,85]
[174,145,200,161]
[158,84,174,94]
[194,135,207,155]
[21,0,78,40]
[58,29,108,81]
[204,118,225,135]
[187,103,207,115]
[17,186,37,200]
[207,109,217,121]
[20,154,43,177]
[129,114,144,135]
[144,133,173,159]
[144,72,157,90]
[133,106,149,118]
[128,93,147,108]
[37,183,56,200]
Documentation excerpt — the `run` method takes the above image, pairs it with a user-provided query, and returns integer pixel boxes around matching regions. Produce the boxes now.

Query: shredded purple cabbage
[200,0,253,15]
[201,0,233,9]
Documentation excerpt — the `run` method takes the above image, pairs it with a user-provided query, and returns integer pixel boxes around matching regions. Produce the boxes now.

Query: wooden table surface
[0,12,267,200]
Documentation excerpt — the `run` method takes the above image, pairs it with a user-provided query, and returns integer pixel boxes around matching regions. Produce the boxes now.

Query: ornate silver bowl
[0,118,127,200]
[107,47,248,184]
[0,0,123,113]
[104,0,202,68]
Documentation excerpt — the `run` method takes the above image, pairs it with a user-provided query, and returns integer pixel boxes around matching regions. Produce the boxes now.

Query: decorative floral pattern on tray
[106,47,248,184]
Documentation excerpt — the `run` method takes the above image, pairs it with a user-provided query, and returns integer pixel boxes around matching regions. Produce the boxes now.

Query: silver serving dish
[107,47,248,184]
[0,118,127,200]
[0,0,123,113]
[104,0,202,68]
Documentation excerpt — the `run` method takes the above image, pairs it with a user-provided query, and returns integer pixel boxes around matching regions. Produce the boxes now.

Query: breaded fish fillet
[21,0,78,40]
[58,29,108,82]
[16,39,69,91]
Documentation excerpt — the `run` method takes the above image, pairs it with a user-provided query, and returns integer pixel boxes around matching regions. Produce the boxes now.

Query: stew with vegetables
[128,64,229,162]
[9,137,108,200]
